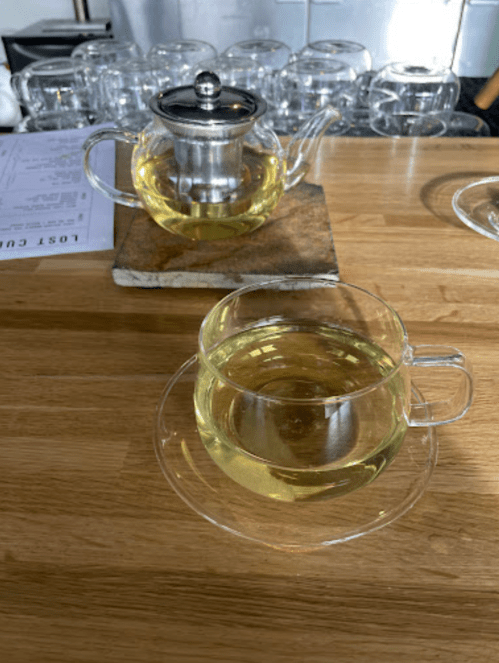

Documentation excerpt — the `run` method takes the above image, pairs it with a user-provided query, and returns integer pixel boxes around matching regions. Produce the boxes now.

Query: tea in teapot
[83,71,341,241]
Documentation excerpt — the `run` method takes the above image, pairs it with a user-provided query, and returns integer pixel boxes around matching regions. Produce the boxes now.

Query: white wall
[2,0,499,77]
[0,0,110,60]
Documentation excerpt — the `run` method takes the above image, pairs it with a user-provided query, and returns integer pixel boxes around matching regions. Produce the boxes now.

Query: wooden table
[1,137,499,662]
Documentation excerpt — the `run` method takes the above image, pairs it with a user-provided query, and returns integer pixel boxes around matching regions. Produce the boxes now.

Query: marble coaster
[112,181,339,288]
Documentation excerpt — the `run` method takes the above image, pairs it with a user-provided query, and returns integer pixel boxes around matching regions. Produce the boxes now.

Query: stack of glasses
[10,36,490,138]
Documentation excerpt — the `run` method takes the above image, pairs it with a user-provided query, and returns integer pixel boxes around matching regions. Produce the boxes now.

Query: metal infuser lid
[149,70,267,127]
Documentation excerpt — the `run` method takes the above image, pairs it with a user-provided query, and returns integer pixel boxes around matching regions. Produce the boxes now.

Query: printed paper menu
[0,124,115,260]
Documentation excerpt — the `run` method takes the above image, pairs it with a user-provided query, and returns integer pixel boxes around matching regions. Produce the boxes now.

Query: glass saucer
[452,176,499,241]
[14,110,105,133]
[154,355,438,551]
[437,111,491,137]
[370,112,447,137]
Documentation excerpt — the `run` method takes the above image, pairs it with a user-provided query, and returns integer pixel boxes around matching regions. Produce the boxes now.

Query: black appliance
[2,19,113,74]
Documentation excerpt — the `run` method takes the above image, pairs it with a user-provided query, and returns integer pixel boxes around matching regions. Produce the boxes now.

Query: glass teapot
[83,71,341,241]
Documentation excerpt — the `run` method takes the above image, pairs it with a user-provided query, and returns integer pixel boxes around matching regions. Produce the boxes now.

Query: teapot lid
[150,71,267,127]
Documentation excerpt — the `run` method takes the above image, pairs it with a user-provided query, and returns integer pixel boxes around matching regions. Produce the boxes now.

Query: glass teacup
[101,56,175,131]
[368,62,460,137]
[194,278,473,503]
[148,39,217,85]
[295,40,372,77]
[194,55,265,92]
[10,57,90,118]
[273,58,357,135]
[71,39,143,119]
[224,39,292,126]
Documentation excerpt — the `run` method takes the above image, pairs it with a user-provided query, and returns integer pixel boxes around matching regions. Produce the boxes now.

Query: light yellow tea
[133,145,284,240]
[194,321,408,502]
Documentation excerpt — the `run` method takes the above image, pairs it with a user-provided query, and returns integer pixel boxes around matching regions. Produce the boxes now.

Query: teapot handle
[82,128,142,208]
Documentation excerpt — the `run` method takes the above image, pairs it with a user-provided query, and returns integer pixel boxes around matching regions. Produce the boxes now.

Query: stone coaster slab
[112,181,339,288]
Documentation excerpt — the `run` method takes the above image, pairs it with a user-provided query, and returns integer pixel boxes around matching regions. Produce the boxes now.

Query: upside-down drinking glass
[368,62,460,137]
[273,58,358,135]
[148,39,217,85]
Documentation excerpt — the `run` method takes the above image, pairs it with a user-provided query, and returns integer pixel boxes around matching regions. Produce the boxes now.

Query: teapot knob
[194,71,222,109]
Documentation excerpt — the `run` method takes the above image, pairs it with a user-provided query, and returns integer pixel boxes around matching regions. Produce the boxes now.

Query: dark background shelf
[456,77,499,136]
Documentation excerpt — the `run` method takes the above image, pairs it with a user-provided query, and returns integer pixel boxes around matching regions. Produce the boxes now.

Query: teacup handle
[82,128,141,208]
[10,72,22,103]
[406,344,473,427]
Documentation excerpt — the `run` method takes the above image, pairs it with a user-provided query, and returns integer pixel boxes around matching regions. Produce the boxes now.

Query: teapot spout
[285,106,341,191]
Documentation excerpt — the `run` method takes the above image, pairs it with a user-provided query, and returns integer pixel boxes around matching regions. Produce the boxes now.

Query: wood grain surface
[1,137,499,662]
